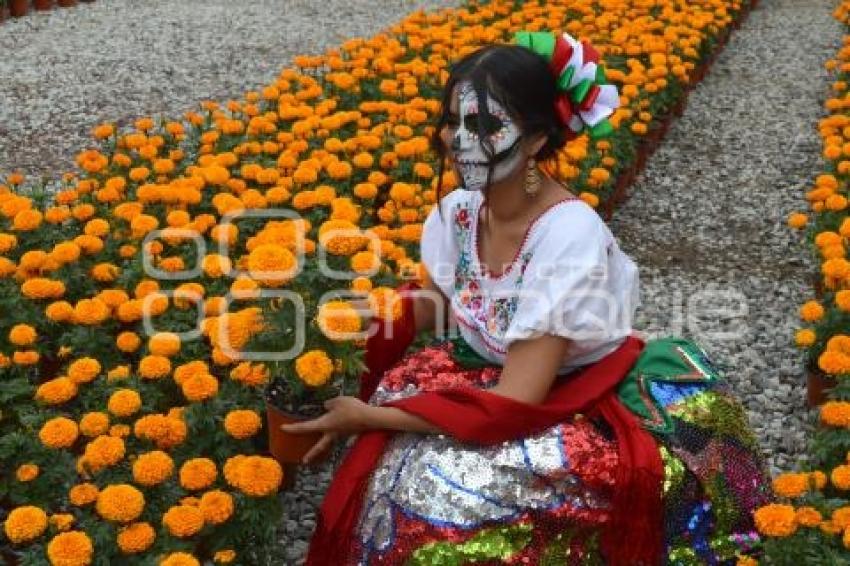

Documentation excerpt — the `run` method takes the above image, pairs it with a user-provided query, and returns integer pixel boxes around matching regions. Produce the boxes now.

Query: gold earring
[524,158,541,197]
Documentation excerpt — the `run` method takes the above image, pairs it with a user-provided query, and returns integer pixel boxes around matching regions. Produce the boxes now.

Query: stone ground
[0,0,455,181]
[609,0,842,478]
[0,0,843,563]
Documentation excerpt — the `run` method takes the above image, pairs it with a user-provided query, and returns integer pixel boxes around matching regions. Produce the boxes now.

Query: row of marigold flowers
[0,1,753,565]
[751,1,850,564]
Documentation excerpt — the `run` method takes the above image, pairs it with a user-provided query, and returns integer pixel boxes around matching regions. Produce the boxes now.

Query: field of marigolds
[0,0,760,564]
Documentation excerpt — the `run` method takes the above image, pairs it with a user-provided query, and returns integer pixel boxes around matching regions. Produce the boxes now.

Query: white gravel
[0,0,456,180]
[610,0,843,476]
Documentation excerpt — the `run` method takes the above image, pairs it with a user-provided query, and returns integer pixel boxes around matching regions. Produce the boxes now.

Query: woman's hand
[280,396,373,437]
[300,431,339,466]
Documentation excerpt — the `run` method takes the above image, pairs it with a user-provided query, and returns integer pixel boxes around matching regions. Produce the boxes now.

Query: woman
[283,31,772,565]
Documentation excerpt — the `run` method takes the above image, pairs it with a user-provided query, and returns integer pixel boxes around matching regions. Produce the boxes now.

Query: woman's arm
[488,333,572,405]
[412,271,451,335]
[283,333,573,440]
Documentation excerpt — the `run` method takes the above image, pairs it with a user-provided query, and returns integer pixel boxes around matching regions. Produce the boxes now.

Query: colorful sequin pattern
[347,339,771,565]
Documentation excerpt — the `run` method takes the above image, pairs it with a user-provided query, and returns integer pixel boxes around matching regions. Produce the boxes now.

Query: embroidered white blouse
[420,188,640,374]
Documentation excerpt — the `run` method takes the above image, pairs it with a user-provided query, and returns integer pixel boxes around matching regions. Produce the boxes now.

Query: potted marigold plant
[257,280,404,468]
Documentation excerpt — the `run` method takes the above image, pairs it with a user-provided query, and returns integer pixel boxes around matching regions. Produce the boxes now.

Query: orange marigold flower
[69,483,98,506]
[213,550,237,564]
[247,244,298,287]
[819,350,850,376]
[132,451,174,487]
[160,552,201,566]
[295,350,334,387]
[96,484,144,523]
[179,458,218,491]
[173,360,210,386]
[181,372,219,402]
[318,219,368,255]
[229,362,269,387]
[754,503,797,537]
[72,298,110,325]
[821,401,850,427]
[772,473,810,498]
[93,123,115,139]
[108,389,142,417]
[199,490,235,525]
[316,300,361,341]
[116,331,141,353]
[82,435,125,473]
[139,355,171,380]
[46,301,75,322]
[202,254,232,278]
[110,424,131,438]
[49,513,74,532]
[13,209,43,231]
[9,324,36,346]
[68,357,101,384]
[351,251,380,275]
[134,414,187,450]
[46,530,93,566]
[833,506,850,529]
[836,291,850,313]
[795,328,816,347]
[21,278,66,300]
[16,463,39,482]
[35,376,78,406]
[224,455,283,497]
[4,506,47,543]
[162,505,204,538]
[833,465,850,489]
[223,410,262,439]
[800,300,825,322]
[796,506,823,527]
[39,417,79,449]
[116,522,155,554]
[79,412,110,437]
[13,350,39,366]
[149,332,181,357]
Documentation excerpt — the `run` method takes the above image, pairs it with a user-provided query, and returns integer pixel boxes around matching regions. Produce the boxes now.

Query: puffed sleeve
[502,204,640,362]
[420,191,463,298]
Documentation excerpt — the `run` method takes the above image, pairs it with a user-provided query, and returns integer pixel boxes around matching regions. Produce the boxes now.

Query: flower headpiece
[514,31,620,140]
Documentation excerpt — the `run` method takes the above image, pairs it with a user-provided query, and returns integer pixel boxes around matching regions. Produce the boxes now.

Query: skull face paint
[448,81,524,192]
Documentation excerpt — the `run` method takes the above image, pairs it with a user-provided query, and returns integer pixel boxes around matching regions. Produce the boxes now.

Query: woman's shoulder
[423,188,479,233]
[534,196,612,250]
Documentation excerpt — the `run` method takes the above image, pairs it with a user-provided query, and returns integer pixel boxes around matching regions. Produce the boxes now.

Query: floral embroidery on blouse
[449,196,534,341]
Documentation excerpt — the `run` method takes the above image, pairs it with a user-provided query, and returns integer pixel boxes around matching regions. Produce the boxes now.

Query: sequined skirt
[347,340,770,565]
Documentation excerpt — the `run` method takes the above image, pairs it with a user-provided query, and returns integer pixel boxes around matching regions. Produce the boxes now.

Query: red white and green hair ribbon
[514,31,620,140]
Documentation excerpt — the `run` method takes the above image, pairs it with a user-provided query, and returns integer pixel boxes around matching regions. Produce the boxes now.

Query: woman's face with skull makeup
[441,80,526,192]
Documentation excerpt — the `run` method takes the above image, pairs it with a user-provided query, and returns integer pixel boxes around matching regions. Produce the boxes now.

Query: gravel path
[609,0,843,476]
[0,0,455,181]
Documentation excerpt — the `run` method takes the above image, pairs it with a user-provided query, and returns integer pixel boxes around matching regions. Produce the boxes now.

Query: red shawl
[307,282,664,566]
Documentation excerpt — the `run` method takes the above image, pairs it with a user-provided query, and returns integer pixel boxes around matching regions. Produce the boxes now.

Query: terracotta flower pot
[807,367,837,408]
[266,400,322,465]
[34,0,53,11]
[9,0,29,17]
[58,0,76,7]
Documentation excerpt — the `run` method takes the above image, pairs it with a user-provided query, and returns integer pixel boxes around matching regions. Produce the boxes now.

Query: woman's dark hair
[430,43,570,221]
